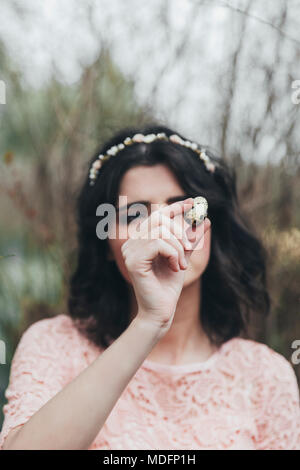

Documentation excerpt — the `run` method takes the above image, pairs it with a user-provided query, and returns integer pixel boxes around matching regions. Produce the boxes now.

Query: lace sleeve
[252,345,300,450]
[0,315,75,449]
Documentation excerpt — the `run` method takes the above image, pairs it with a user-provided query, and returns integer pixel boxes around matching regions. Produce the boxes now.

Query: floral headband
[89,132,217,186]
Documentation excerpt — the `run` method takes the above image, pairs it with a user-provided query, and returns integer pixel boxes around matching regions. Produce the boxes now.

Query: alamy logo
[291,339,300,365]
[0,340,6,364]
[95,196,206,251]
[0,80,6,104]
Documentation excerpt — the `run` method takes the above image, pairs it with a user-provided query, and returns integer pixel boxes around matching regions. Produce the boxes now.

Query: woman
[1,124,299,450]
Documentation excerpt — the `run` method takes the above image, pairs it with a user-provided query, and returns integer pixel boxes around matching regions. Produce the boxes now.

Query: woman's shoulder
[224,336,297,383]
[21,314,78,342]
[18,314,103,368]
[26,313,75,331]
[14,314,83,360]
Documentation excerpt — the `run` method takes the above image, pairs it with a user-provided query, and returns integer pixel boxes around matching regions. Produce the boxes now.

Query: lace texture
[0,314,299,450]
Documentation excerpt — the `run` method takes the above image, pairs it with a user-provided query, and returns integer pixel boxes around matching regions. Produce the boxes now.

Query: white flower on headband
[89,132,216,185]
[132,134,144,143]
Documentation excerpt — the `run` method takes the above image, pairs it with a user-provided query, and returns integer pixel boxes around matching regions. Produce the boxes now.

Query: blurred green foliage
[0,42,155,427]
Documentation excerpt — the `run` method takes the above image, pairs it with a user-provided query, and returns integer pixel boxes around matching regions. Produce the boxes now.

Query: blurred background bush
[0,0,300,428]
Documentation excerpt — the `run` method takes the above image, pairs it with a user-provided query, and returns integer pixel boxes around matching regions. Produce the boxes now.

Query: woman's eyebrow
[116,195,188,213]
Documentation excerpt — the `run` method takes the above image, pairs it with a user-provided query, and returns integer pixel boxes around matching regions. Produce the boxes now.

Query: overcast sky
[1,0,300,164]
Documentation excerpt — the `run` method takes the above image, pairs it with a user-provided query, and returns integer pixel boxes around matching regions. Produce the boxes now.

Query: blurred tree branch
[215,0,300,47]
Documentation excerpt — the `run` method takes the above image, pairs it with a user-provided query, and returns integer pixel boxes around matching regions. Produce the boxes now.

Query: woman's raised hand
[121,197,211,334]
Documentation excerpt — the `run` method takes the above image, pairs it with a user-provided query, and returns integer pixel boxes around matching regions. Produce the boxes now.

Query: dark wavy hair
[68,123,271,350]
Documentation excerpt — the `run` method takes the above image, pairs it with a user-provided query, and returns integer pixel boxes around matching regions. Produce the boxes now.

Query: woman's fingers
[137,199,194,248]
[138,198,194,233]
[155,214,192,250]
[160,198,194,219]
[127,198,210,269]
[139,238,181,272]
[150,225,187,270]
[184,218,211,260]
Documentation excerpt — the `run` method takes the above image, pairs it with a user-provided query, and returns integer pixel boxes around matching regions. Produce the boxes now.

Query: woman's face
[107,164,211,288]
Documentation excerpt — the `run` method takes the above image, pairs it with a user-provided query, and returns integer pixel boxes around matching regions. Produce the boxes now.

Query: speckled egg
[184,196,208,226]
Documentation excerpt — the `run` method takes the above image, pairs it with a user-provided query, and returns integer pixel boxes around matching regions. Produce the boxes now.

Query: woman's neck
[129,278,218,366]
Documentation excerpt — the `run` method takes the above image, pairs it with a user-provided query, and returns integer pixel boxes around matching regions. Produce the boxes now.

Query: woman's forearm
[4,314,163,450]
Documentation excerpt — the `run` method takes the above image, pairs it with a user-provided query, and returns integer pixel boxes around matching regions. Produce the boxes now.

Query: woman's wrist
[131,312,167,344]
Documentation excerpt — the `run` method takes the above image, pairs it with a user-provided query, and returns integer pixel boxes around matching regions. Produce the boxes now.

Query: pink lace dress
[0,314,299,450]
